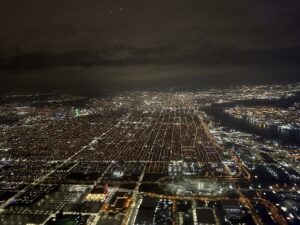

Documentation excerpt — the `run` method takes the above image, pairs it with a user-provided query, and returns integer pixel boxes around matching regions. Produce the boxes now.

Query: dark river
[203,93,300,145]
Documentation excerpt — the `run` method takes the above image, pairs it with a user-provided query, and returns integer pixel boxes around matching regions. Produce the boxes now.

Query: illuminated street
[0,84,299,224]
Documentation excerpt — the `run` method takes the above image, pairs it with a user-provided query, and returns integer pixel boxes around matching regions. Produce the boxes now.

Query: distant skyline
[1,0,300,91]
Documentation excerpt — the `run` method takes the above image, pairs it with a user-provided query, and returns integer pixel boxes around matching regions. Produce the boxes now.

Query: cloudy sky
[1,0,300,91]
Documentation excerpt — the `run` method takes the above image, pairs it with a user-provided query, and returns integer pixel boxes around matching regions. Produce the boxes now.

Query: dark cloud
[0,0,300,90]
[1,45,299,70]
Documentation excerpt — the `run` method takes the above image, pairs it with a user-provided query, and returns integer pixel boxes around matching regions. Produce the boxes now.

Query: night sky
[1,0,300,92]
